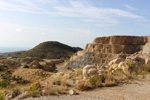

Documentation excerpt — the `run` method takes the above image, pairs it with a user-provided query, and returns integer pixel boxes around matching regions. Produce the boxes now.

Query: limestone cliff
[65,36,150,69]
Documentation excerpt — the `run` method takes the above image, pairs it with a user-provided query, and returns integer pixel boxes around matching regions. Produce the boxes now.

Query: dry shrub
[76,80,91,91]
[43,85,57,95]
[27,82,41,97]
[104,79,117,87]
[89,76,102,88]
[60,78,68,87]
[43,85,66,95]
[52,77,62,85]
[76,69,83,76]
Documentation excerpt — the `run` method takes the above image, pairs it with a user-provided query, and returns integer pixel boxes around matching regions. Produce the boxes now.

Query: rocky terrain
[0,36,150,100]
[10,41,82,59]
[65,36,150,69]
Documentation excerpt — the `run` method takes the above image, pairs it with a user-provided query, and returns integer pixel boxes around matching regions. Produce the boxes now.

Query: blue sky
[0,0,150,52]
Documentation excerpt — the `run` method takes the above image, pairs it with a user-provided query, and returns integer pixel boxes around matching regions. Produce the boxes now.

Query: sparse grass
[27,85,38,97]
[104,79,117,87]
[89,76,102,88]
[27,82,41,97]
[0,92,5,100]
[43,84,66,95]
[76,69,82,76]
[76,80,91,91]
[53,77,62,85]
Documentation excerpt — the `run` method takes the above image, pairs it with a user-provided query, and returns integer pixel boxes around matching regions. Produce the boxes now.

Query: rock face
[65,36,150,69]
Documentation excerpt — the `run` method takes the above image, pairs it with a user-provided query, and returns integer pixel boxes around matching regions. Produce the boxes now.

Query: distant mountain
[10,41,82,59]
[0,51,24,57]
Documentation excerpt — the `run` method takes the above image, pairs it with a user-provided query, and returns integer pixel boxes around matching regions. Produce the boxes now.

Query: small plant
[76,81,91,91]
[27,82,41,97]
[76,69,82,76]
[104,79,117,87]
[43,85,57,95]
[53,77,62,85]
[23,64,29,68]
[126,60,133,67]
[0,80,9,88]
[27,86,38,97]
[0,92,5,100]
[89,76,102,88]
[141,70,147,79]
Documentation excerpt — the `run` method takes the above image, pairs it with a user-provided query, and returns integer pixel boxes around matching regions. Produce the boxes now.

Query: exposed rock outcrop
[65,36,150,69]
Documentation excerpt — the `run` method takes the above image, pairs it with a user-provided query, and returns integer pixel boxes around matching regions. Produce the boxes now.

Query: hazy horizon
[0,46,30,53]
[0,0,150,50]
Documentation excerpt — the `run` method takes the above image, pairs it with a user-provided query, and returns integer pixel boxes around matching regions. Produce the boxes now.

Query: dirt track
[25,75,150,100]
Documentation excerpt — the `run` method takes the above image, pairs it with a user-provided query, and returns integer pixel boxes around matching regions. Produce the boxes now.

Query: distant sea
[0,47,30,53]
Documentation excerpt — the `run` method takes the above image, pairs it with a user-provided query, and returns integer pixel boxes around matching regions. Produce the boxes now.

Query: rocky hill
[65,36,150,69]
[10,41,82,59]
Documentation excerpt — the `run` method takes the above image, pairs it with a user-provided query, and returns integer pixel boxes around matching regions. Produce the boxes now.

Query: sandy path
[83,80,150,100]
[25,76,150,100]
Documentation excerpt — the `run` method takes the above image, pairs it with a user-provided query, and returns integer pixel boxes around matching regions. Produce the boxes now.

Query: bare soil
[25,75,150,100]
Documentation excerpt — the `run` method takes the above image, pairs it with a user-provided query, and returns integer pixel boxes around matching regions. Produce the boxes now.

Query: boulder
[10,89,21,99]
[13,91,28,100]
[107,58,125,67]
[145,58,150,65]
[83,65,98,80]
[118,62,129,73]
[68,89,76,95]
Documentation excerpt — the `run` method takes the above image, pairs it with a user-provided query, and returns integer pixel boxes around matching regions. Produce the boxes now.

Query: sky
[0,0,150,52]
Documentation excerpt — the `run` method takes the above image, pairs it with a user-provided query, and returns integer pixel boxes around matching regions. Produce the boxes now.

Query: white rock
[69,89,76,95]
[83,65,98,80]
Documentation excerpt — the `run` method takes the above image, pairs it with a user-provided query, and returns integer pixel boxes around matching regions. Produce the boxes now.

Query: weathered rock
[65,36,150,69]
[13,91,28,100]
[118,62,129,73]
[142,42,150,55]
[66,52,93,69]
[66,79,75,87]
[107,58,125,67]
[145,58,150,65]
[68,89,76,95]
[83,65,98,80]
[5,94,11,100]
[10,89,21,99]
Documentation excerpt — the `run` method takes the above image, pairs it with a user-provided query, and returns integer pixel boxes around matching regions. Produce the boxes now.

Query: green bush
[23,64,29,68]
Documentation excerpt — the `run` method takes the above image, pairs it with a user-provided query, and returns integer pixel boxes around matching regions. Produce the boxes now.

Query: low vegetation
[1,60,150,99]
[0,71,30,88]
[10,41,82,59]
[0,92,5,100]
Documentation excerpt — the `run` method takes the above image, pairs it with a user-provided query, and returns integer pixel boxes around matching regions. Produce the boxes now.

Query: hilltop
[10,41,82,59]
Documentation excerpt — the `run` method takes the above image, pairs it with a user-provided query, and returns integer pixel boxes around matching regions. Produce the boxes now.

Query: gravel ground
[24,94,106,100]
